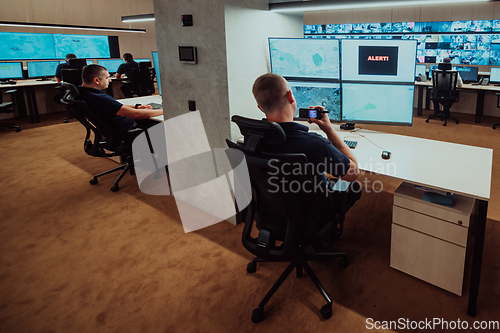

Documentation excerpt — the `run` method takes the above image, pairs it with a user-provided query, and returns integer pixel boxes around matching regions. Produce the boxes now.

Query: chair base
[63,113,73,123]
[248,251,347,323]
[89,155,134,192]
[426,112,459,126]
[0,122,21,132]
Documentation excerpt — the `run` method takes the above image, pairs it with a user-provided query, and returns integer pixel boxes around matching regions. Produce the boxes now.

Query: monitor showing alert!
[358,46,398,76]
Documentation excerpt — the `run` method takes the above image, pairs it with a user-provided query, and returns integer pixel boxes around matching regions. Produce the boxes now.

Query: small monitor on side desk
[97,59,124,74]
[152,51,161,95]
[0,62,23,83]
[415,64,427,80]
[27,61,60,80]
[489,67,500,85]
[455,65,479,83]
[68,58,88,70]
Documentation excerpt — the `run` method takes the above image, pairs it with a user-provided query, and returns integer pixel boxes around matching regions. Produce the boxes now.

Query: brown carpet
[0,110,499,332]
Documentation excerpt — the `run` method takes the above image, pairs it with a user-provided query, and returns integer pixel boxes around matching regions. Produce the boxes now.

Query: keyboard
[148,102,163,109]
[344,140,358,149]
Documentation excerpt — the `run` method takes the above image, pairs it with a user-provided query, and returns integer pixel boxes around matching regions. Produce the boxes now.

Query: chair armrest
[5,89,17,94]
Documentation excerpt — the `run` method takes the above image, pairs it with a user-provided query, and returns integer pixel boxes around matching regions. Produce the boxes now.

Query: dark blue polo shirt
[116,60,138,78]
[55,63,69,80]
[259,122,350,182]
[78,86,135,136]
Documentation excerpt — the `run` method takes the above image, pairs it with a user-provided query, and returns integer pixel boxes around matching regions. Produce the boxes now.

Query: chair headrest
[231,115,286,152]
[438,63,452,70]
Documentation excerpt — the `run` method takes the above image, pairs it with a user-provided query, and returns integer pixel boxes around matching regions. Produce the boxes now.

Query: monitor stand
[340,123,356,131]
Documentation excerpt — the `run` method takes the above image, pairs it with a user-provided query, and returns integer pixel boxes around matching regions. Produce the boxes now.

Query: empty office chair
[226,115,349,323]
[60,82,140,192]
[493,93,500,129]
[426,68,460,126]
[0,89,21,132]
[61,68,83,123]
[128,67,155,97]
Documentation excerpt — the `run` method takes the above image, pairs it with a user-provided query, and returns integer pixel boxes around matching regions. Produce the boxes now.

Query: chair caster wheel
[339,257,348,269]
[251,307,264,323]
[456,121,459,124]
[443,123,447,126]
[247,262,257,274]
[15,128,21,132]
[63,119,68,123]
[425,119,429,123]
[320,304,332,319]
[111,185,119,192]
[494,125,497,129]
[89,178,98,185]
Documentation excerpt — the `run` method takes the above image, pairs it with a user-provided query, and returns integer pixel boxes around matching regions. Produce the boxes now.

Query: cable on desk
[342,129,387,151]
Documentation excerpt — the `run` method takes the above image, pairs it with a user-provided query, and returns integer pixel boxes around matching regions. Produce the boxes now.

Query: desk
[117,95,163,122]
[306,122,492,316]
[415,80,499,123]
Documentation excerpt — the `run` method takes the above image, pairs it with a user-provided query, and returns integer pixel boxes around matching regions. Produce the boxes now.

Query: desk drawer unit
[390,182,475,296]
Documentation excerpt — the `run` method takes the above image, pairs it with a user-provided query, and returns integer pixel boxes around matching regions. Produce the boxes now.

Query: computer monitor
[489,67,500,83]
[27,61,60,79]
[68,58,88,69]
[289,81,341,121]
[97,59,124,74]
[455,65,479,82]
[341,39,417,83]
[428,64,438,78]
[415,64,427,78]
[269,37,340,81]
[152,51,161,95]
[0,62,23,80]
[342,83,414,126]
[135,58,151,63]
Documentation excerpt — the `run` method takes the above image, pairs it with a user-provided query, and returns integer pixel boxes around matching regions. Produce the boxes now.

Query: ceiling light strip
[0,21,146,33]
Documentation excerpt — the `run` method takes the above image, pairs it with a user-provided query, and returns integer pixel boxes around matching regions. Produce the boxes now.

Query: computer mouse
[382,151,391,160]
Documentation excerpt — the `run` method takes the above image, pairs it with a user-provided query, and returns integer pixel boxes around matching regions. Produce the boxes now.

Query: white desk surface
[303,122,492,201]
[118,95,163,121]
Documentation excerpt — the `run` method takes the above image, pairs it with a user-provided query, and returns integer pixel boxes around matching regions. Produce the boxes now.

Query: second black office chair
[61,68,83,123]
[60,82,140,192]
[226,115,349,323]
[128,67,155,97]
[426,68,460,126]
[0,89,21,132]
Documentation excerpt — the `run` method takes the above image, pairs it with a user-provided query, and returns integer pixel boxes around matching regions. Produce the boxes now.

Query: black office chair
[0,89,21,132]
[426,68,460,126]
[60,82,141,192]
[226,115,349,323]
[493,93,500,129]
[61,68,83,123]
[128,67,155,97]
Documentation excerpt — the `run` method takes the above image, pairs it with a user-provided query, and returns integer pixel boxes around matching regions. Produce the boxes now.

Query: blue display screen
[54,34,110,59]
[27,61,60,78]
[97,59,124,73]
[152,51,161,95]
[0,32,56,60]
[0,62,24,79]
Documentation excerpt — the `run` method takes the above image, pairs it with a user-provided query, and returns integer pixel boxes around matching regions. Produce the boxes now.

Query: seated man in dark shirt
[115,53,139,98]
[55,53,77,83]
[79,64,162,143]
[252,73,361,211]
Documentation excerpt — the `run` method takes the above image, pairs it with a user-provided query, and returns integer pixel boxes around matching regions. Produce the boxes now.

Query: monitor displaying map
[0,32,56,60]
[54,34,110,59]
[289,81,341,121]
[27,61,60,78]
[342,83,414,125]
[98,59,124,73]
[269,38,340,80]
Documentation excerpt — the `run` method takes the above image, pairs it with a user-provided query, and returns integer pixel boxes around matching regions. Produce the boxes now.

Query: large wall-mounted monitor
[54,34,110,59]
[489,67,500,83]
[269,38,340,81]
[0,32,56,60]
[0,62,24,80]
[289,81,341,121]
[152,51,161,95]
[341,39,417,83]
[27,61,60,79]
[97,59,124,73]
[342,83,414,126]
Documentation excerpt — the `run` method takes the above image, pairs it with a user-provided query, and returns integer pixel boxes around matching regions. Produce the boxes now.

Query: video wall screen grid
[0,32,117,61]
[269,38,416,125]
[304,19,500,65]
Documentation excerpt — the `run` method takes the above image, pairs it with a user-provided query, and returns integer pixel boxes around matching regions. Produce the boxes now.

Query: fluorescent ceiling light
[270,0,491,12]
[0,21,146,33]
[121,14,155,23]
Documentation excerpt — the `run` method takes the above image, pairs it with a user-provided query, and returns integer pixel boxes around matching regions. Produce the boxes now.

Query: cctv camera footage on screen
[341,39,417,82]
[269,38,340,81]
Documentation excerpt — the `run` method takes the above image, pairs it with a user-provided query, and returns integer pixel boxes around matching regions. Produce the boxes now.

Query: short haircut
[66,53,77,60]
[252,73,290,114]
[82,64,107,84]
[123,53,134,61]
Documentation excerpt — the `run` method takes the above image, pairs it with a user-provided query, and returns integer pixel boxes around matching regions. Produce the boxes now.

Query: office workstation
[1,0,500,332]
